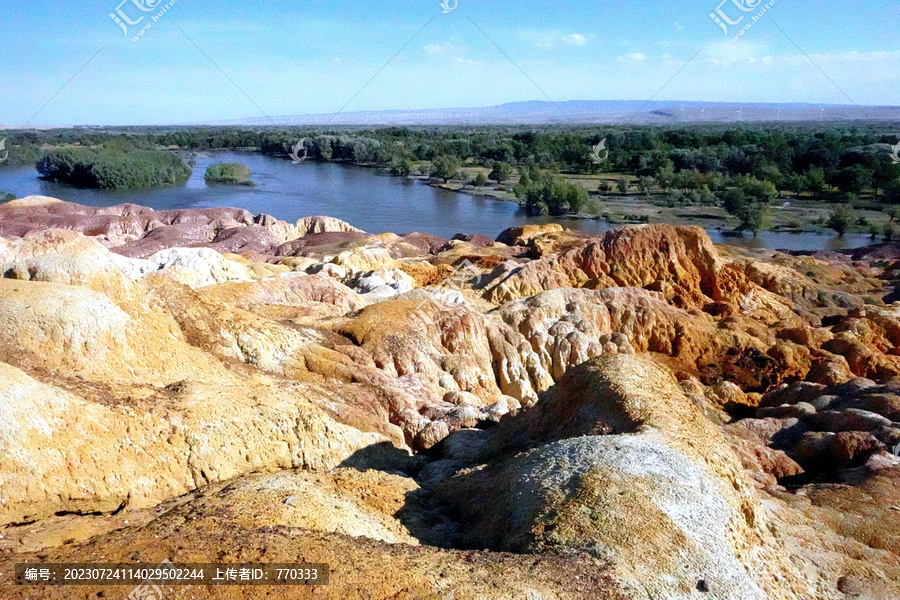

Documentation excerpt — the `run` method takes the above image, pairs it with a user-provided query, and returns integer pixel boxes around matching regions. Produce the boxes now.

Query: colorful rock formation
[1,196,899,599]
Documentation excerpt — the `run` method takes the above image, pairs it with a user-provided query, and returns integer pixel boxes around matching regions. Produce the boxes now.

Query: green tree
[826,205,856,236]
[316,138,334,160]
[389,158,413,177]
[784,174,808,195]
[471,172,489,187]
[872,155,900,198]
[705,171,727,193]
[737,202,770,236]
[883,179,900,204]
[805,166,828,196]
[736,176,779,203]
[617,178,629,194]
[0,142,42,167]
[566,184,589,213]
[637,176,654,196]
[655,166,674,193]
[886,206,900,224]
[488,161,513,184]
[37,148,191,190]
[722,188,747,215]
[672,171,692,193]
[517,169,589,216]
[430,155,461,183]
[831,165,872,197]
[753,162,784,191]
[840,192,858,206]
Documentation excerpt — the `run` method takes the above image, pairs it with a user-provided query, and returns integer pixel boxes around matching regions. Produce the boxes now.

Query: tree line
[3,124,899,224]
[35,137,191,190]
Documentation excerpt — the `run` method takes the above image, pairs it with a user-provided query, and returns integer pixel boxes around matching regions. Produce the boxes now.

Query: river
[0,152,874,252]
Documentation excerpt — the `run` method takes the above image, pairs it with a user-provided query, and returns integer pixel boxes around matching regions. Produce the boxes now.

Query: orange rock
[495,223,564,246]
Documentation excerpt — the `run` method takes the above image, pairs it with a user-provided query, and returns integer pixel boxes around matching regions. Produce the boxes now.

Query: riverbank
[427,169,891,236]
[0,152,878,251]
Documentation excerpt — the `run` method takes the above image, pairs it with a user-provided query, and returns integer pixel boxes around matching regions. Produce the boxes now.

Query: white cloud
[423,41,455,56]
[522,29,591,49]
[561,33,588,46]
[699,44,900,75]
[618,52,647,62]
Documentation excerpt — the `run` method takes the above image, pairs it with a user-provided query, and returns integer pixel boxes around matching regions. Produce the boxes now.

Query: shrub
[488,161,513,184]
[471,172,489,187]
[826,205,856,236]
[430,155,461,183]
[736,202,770,236]
[0,142,43,168]
[389,158,413,177]
[584,198,604,215]
[205,162,253,185]
[515,167,589,216]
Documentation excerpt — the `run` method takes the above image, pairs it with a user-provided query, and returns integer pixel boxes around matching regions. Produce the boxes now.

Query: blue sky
[0,0,897,126]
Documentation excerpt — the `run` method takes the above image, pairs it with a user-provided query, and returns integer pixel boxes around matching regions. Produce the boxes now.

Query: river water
[0,152,873,252]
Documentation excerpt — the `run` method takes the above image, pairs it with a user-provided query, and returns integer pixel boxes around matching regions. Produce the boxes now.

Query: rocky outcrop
[495,287,734,378]
[197,272,365,318]
[432,355,811,599]
[329,297,554,417]
[295,215,364,237]
[747,377,900,479]
[0,197,364,260]
[0,360,386,525]
[495,223,563,245]
[483,224,775,311]
[3,198,900,599]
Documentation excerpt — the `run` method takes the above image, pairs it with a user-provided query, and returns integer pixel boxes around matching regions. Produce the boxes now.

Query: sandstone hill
[1,197,899,599]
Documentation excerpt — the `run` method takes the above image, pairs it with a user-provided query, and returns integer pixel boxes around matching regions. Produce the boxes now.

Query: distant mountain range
[206,100,900,127]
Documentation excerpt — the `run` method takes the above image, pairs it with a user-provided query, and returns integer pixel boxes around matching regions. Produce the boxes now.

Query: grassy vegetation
[205,162,253,185]
[0,142,42,167]
[7,122,900,234]
[513,165,589,216]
